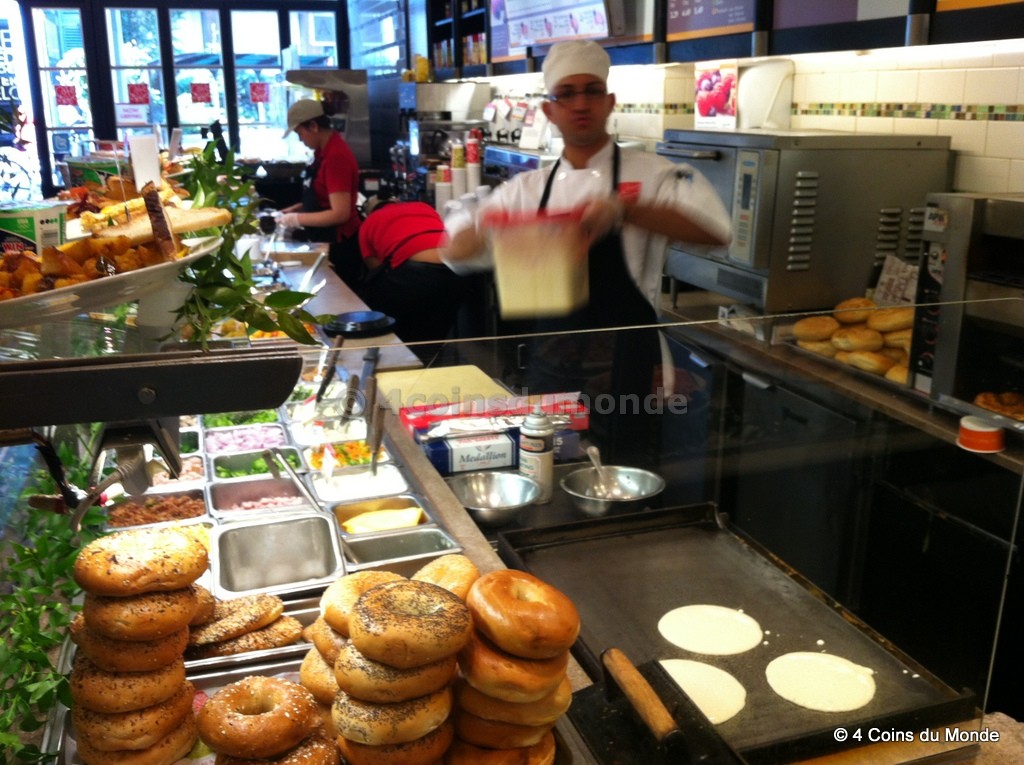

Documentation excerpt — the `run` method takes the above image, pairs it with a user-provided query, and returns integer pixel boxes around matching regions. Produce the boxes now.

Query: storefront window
[170,8,225,148]
[291,11,338,68]
[232,10,283,158]
[106,8,166,144]
[31,7,93,184]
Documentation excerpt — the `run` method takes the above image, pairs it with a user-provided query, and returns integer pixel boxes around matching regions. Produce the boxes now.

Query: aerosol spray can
[518,406,554,503]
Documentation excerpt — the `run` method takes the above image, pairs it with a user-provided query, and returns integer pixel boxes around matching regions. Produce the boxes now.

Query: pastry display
[789,297,914,383]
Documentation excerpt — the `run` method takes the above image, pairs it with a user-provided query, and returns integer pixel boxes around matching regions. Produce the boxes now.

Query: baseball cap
[283,99,325,137]
[542,40,610,93]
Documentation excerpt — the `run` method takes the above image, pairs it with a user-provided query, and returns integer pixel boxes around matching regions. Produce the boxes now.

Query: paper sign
[128,83,150,104]
[694,60,738,130]
[115,103,150,125]
[129,133,162,189]
[250,82,270,104]
[190,83,212,104]
[55,85,77,106]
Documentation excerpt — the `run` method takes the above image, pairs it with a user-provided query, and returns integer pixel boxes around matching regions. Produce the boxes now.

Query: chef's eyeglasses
[547,85,609,105]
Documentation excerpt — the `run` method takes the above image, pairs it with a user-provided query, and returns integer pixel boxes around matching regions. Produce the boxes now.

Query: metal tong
[261,447,321,508]
[368,401,386,476]
[315,335,345,404]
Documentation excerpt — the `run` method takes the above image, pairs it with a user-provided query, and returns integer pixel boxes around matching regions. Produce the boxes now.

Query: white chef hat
[542,40,610,93]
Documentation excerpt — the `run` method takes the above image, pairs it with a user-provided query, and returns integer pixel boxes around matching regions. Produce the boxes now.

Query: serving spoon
[586,445,620,499]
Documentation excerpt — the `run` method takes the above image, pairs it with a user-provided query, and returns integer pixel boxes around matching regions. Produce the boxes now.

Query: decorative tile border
[793,102,1024,120]
[614,101,1024,120]
[615,102,695,116]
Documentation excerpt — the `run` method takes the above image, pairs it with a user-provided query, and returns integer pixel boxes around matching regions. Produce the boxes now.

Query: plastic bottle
[518,406,555,503]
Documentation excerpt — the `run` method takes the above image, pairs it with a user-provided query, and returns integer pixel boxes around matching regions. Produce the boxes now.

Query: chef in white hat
[443,39,731,463]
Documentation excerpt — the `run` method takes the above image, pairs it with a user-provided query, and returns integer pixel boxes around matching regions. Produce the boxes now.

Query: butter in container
[420,431,517,476]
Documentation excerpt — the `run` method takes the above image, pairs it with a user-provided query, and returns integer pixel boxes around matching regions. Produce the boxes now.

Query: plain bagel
[444,731,556,765]
[466,570,580,660]
[454,674,572,727]
[459,630,569,704]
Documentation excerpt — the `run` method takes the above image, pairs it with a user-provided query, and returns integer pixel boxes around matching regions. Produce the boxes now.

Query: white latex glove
[278,212,302,229]
[579,196,625,246]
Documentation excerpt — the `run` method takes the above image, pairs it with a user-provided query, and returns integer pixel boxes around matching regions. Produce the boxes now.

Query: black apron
[528,144,662,464]
[301,155,364,286]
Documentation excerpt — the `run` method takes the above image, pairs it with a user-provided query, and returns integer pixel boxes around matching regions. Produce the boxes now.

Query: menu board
[773,0,908,28]
[667,0,755,41]
[937,0,1023,9]
[490,0,619,61]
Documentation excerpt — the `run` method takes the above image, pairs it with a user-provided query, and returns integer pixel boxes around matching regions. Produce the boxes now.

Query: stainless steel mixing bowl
[447,471,540,526]
[560,465,665,516]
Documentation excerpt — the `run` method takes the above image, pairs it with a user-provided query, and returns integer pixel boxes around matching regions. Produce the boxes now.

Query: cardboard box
[420,431,518,476]
[0,201,67,255]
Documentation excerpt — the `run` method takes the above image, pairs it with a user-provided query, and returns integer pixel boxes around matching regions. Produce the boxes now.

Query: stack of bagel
[68,526,209,765]
[791,296,915,384]
[449,569,579,765]
[294,554,481,765]
[186,591,304,660]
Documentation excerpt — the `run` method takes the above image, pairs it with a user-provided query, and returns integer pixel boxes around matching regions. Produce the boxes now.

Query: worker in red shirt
[357,196,468,358]
[279,99,362,285]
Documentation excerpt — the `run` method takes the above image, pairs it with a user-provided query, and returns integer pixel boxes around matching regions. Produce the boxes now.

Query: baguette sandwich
[92,204,233,245]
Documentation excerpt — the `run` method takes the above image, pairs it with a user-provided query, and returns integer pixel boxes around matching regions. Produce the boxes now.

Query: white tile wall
[478,39,1024,193]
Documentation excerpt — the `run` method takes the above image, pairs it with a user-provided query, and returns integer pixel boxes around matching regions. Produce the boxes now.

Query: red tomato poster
[190,82,212,104]
[694,60,737,129]
[250,82,270,104]
[128,83,150,104]
[55,85,77,106]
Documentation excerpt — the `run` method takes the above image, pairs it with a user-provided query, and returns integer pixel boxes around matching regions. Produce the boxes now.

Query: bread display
[69,528,208,765]
[790,297,916,384]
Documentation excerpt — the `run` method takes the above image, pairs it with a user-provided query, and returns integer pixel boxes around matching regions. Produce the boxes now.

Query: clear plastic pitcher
[483,208,588,319]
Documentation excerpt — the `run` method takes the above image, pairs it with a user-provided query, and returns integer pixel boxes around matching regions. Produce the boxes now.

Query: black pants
[328,235,364,288]
[358,261,469,356]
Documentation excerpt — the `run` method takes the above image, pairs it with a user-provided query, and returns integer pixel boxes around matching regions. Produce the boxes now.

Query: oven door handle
[656,146,721,162]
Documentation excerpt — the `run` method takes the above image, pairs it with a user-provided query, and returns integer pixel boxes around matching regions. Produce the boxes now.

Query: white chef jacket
[444,141,732,307]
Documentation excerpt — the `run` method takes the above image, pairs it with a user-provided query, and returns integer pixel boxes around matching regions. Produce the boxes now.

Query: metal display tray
[496,504,977,765]
[46,653,577,765]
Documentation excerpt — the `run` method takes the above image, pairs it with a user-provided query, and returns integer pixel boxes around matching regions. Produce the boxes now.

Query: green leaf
[264,290,314,310]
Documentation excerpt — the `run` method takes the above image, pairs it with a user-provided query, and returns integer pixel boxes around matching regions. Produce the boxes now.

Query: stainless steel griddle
[496,505,977,764]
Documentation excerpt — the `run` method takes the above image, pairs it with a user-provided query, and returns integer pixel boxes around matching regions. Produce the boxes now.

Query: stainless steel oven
[657,129,952,313]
